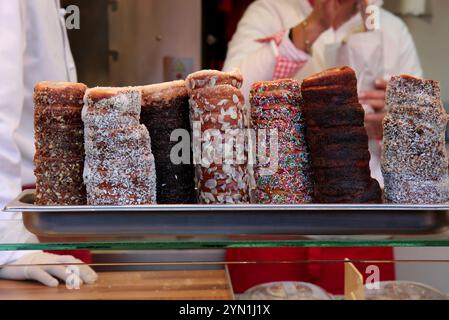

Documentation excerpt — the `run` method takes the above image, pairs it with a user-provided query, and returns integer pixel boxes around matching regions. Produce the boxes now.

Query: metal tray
[4,190,449,237]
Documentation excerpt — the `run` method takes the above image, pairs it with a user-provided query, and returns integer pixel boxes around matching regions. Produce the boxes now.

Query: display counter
[2,193,449,300]
[0,270,233,300]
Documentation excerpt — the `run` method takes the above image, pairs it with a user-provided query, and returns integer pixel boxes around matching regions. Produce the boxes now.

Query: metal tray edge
[4,189,449,213]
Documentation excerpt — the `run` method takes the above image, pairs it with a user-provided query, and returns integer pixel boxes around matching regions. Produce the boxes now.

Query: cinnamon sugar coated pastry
[301,67,382,203]
[186,69,250,204]
[82,87,157,205]
[140,81,196,204]
[250,79,313,204]
[33,81,87,205]
[382,75,449,204]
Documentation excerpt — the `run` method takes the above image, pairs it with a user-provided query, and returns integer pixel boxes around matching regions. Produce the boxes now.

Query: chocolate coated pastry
[301,67,382,204]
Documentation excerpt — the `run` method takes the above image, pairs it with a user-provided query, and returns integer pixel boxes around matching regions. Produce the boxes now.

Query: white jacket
[223,0,423,184]
[0,0,77,265]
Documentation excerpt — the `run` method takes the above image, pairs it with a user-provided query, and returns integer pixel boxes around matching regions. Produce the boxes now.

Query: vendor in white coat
[223,0,423,185]
[224,0,423,294]
[0,0,97,287]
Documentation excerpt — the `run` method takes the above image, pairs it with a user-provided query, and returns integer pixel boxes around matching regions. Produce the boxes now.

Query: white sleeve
[0,219,40,266]
[0,0,38,266]
[396,20,423,78]
[222,1,284,100]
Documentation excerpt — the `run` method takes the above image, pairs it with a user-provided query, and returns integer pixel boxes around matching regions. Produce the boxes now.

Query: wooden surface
[0,270,233,300]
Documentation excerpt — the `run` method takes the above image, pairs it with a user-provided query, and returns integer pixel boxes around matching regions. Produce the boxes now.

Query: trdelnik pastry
[186,69,250,204]
[382,75,449,204]
[33,81,87,205]
[82,87,157,205]
[301,67,382,204]
[250,79,313,204]
[140,81,196,204]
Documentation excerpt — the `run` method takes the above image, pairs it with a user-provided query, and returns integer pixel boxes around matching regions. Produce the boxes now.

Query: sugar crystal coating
[382,75,449,204]
[82,87,157,205]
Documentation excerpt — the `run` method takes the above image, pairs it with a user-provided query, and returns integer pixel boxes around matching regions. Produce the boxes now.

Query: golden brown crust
[301,67,382,204]
[301,66,357,89]
[140,80,188,106]
[85,87,140,104]
[186,68,243,90]
[34,81,87,205]
[34,81,87,106]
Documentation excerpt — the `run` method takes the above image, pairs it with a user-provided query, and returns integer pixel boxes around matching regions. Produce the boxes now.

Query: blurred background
[63,0,448,106]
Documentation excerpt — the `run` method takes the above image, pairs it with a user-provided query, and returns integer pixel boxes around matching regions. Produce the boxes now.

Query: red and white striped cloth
[256,29,310,80]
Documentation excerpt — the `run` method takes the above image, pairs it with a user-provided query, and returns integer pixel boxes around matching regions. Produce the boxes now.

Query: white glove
[0,252,98,287]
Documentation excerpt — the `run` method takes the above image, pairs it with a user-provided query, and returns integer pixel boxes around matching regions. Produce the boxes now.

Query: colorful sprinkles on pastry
[250,79,313,204]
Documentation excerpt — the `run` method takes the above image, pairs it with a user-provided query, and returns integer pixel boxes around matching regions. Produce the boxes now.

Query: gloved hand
[0,252,98,287]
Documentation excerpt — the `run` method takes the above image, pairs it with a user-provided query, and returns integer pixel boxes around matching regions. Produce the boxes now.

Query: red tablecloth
[45,250,92,264]
[226,247,395,295]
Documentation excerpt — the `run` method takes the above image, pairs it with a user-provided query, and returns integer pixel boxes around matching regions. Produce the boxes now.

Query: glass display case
[1,190,449,300]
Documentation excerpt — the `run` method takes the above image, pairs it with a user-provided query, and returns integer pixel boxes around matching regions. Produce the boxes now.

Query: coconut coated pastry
[82,87,157,205]
[382,75,449,204]
[186,69,250,204]
[301,67,382,204]
[33,81,87,205]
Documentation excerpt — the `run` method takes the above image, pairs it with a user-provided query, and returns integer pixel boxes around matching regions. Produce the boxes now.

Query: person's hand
[364,112,386,140]
[360,79,388,140]
[360,79,387,111]
[0,252,98,287]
